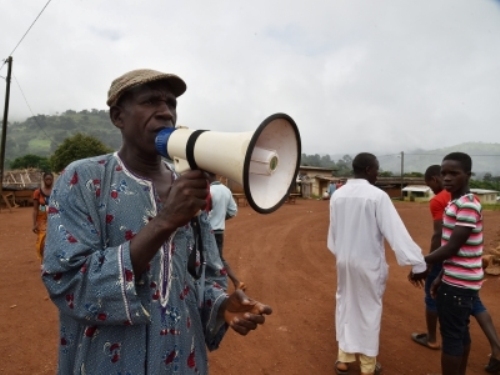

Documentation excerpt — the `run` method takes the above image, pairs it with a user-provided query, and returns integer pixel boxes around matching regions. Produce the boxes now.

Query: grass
[391,199,500,210]
[481,203,500,211]
[28,139,51,153]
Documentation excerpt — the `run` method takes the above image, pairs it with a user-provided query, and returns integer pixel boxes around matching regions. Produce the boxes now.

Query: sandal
[411,332,440,350]
[485,356,500,373]
[335,360,348,375]
[361,362,382,375]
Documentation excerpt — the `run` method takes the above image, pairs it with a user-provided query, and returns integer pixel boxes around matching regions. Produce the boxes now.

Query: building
[470,188,499,204]
[1,169,44,209]
[297,166,338,198]
[375,176,426,199]
[402,185,434,202]
[218,165,337,201]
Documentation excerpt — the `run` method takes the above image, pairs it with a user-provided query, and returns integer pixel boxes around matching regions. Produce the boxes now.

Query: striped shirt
[442,193,483,290]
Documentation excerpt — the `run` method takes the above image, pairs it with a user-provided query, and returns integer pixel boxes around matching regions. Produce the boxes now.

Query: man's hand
[430,276,442,299]
[158,170,209,229]
[221,289,272,336]
[407,269,427,288]
[482,254,493,270]
[129,170,209,277]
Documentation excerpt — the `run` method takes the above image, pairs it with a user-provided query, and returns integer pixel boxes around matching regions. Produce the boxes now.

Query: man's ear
[109,105,124,129]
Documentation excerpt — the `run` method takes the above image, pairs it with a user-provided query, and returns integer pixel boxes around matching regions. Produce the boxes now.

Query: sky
[1,0,500,156]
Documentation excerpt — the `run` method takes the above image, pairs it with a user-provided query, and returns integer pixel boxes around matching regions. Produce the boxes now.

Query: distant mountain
[4,111,500,177]
[378,142,500,177]
[305,143,500,177]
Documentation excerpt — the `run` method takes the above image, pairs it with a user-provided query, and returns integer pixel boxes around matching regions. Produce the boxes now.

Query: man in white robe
[327,152,427,375]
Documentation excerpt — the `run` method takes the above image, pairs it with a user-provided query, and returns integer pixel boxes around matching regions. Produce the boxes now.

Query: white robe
[327,179,426,357]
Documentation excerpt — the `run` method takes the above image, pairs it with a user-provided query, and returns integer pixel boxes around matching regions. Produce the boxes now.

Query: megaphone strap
[187,217,205,280]
[186,130,208,170]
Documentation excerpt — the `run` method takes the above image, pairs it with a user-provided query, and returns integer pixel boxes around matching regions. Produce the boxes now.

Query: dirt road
[1,200,499,374]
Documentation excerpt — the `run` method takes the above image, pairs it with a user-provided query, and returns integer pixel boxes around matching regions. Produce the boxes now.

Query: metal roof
[299,165,335,172]
[470,188,499,195]
[315,176,342,182]
[402,185,431,192]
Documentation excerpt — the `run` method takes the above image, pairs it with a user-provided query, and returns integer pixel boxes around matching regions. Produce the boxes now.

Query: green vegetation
[4,109,500,181]
[10,154,51,171]
[301,153,353,176]
[404,172,424,177]
[28,139,51,154]
[379,143,500,176]
[470,179,500,191]
[481,203,500,211]
[4,109,121,168]
[50,133,113,172]
[302,145,500,179]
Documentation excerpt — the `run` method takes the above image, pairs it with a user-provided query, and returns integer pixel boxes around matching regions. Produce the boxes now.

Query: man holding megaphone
[42,69,272,375]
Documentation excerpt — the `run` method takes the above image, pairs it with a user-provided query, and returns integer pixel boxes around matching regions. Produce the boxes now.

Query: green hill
[3,110,500,177]
[3,109,122,166]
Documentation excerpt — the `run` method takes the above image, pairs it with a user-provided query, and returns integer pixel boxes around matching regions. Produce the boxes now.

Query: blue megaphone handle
[155,128,177,159]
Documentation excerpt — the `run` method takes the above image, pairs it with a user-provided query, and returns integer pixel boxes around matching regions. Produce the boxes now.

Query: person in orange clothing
[32,171,54,261]
[411,165,451,350]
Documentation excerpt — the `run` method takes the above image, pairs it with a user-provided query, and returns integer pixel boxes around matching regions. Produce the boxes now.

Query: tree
[10,154,51,171]
[50,133,113,172]
[404,172,424,177]
[335,155,353,177]
[320,154,335,168]
[342,154,353,165]
[379,170,393,177]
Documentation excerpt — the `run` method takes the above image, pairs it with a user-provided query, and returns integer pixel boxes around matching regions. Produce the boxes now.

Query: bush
[50,133,112,172]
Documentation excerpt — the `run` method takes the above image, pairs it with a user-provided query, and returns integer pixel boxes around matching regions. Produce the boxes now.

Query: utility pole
[0,56,13,204]
[400,151,404,200]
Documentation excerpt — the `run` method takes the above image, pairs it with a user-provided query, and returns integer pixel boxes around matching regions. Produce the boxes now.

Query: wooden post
[400,151,404,201]
[0,57,13,212]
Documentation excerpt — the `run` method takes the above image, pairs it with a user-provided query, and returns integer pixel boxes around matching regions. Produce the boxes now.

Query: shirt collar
[347,178,369,184]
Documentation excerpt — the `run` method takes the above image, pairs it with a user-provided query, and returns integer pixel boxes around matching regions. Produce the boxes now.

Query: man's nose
[155,101,174,119]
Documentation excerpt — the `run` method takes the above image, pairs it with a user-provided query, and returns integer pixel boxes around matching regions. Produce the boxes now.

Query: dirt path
[1,200,499,374]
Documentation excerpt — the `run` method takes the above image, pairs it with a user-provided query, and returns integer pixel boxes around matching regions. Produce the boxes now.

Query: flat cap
[107,69,187,106]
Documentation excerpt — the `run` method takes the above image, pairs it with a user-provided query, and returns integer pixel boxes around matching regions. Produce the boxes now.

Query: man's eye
[142,98,176,108]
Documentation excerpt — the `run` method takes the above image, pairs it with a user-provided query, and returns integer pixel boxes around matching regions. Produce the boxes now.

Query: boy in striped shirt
[425,152,483,375]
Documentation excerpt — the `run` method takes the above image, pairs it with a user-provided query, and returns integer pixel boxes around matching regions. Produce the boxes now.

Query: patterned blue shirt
[42,153,228,375]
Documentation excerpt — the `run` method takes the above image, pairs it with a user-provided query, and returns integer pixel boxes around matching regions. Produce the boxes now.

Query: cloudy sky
[1,0,499,155]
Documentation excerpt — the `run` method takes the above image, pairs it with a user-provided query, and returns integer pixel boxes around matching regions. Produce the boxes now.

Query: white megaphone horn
[155,113,301,214]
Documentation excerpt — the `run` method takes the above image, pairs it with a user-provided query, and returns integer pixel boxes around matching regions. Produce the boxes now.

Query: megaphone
[155,113,301,214]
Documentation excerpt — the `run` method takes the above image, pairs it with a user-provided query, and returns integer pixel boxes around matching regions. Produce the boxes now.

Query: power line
[371,153,500,158]
[12,74,57,144]
[0,0,53,72]
[377,154,400,158]
[405,153,500,157]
